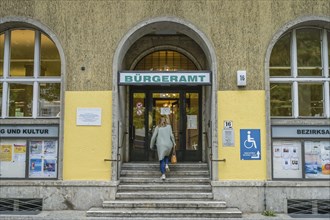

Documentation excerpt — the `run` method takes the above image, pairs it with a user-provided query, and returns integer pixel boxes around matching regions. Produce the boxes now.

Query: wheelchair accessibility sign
[240,129,261,160]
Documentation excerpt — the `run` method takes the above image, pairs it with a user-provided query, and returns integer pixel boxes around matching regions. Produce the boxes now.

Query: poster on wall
[305,141,330,179]
[28,140,58,178]
[272,140,302,179]
[44,140,57,156]
[0,140,27,178]
[30,141,43,155]
[0,145,12,161]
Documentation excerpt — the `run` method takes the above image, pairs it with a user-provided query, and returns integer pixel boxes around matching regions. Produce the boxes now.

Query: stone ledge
[211,180,330,187]
[0,180,119,187]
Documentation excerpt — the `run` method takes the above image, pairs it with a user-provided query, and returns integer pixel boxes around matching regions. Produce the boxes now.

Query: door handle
[130,125,135,140]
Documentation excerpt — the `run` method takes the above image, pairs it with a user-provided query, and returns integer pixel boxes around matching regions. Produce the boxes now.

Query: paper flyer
[44,140,57,156]
[30,141,43,155]
[30,158,42,173]
[43,159,57,177]
[0,145,12,161]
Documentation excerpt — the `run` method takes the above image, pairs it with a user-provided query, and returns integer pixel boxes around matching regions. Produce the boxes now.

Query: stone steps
[120,169,209,177]
[86,162,242,219]
[121,162,208,169]
[87,207,242,218]
[116,191,214,200]
[102,200,227,209]
[119,177,210,184]
[118,184,212,192]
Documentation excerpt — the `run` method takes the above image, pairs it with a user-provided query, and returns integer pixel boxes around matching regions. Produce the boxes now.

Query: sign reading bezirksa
[119,71,211,85]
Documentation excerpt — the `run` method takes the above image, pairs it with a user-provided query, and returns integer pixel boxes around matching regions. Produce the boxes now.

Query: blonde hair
[158,115,170,127]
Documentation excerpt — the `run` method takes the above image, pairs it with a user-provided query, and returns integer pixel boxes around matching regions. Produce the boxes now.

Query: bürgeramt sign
[118,71,211,85]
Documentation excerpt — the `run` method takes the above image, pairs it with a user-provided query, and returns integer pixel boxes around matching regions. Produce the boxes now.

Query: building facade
[0,0,329,214]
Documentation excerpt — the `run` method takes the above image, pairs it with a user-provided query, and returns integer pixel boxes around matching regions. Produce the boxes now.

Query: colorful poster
[305,141,330,179]
[30,141,43,155]
[0,145,12,161]
[43,159,57,178]
[44,140,57,156]
[29,159,42,173]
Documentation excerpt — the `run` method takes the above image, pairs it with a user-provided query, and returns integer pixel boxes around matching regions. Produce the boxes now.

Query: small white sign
[237,70,246,86]
[187,115,198,129]
[160,107,171,115]
[76,108,102,126]
[224,120,233,129]
[223,129,234,147]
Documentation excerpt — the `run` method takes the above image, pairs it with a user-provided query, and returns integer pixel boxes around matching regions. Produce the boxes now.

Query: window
[270,28,330,118]
[134,50,197,71]
[0,29,61,118]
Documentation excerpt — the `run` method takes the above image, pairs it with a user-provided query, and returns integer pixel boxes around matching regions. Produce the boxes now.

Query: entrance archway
[111,17,218,180]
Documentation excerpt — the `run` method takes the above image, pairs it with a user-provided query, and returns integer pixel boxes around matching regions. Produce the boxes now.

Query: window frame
[270,28,330,118]
[0,29,61,119]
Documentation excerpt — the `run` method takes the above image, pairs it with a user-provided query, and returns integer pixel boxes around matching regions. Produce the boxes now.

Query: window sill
[0,118,60,124]
[271,118,330,125]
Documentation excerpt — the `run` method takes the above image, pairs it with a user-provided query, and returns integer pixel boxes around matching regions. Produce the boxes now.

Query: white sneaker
[161,174,166,180]
[165,164,170,172]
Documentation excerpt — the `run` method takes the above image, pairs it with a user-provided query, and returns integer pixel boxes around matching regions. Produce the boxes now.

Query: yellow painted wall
[218,90,267,180]
[63,91,112,180]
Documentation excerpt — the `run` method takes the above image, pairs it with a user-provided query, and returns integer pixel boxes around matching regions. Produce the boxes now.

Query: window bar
[1,30,10,118]
[32,31,41,118]
[322,29,330,117]
[291,30,299,118]
[324,82,330,118]
[293,81,299,118]
[1,82,8,118]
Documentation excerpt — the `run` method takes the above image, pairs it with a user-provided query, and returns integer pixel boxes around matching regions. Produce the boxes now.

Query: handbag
[171,145,177,164]
[171,153,177,164]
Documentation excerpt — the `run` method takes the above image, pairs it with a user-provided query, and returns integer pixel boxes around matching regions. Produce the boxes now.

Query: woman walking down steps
[150,115,176,180]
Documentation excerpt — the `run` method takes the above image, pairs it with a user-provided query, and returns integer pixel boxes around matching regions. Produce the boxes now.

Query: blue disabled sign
[240,129,261,160]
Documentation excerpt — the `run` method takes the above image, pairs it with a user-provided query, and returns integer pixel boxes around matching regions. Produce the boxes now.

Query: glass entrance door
[129,88,202,162]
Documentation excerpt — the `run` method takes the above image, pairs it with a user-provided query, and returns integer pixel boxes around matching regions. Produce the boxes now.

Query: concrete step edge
[86,207,242,218]
[102,200,227,208]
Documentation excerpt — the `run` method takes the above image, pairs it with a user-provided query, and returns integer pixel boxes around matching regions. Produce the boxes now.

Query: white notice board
[272,140,302,179]
[76,108,102,126]
[0,140,26,178]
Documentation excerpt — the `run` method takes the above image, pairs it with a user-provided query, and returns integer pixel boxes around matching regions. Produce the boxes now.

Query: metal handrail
[204,128,226,180]
[104,121,128,180]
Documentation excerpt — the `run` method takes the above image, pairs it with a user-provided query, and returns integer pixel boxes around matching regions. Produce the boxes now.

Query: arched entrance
[112,17,218,179]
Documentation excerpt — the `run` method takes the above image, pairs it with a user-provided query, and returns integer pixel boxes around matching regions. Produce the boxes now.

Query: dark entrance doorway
[129,86,202,162]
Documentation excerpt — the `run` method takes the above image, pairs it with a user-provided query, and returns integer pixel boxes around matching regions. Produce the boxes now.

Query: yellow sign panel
[0,145,12,161]
[14,145,26,154]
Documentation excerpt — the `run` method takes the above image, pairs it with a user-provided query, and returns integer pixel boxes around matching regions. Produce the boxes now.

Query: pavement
[0,211,329,220]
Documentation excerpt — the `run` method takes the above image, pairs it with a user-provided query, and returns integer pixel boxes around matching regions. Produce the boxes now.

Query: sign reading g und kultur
[119,71,211,85]
[0,125,58,138]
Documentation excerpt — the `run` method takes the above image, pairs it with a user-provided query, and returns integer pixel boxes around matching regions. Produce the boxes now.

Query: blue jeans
[160,156,169,174]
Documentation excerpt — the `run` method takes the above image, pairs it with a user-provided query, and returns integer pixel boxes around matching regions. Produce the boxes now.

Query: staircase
[87,162,242,219]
